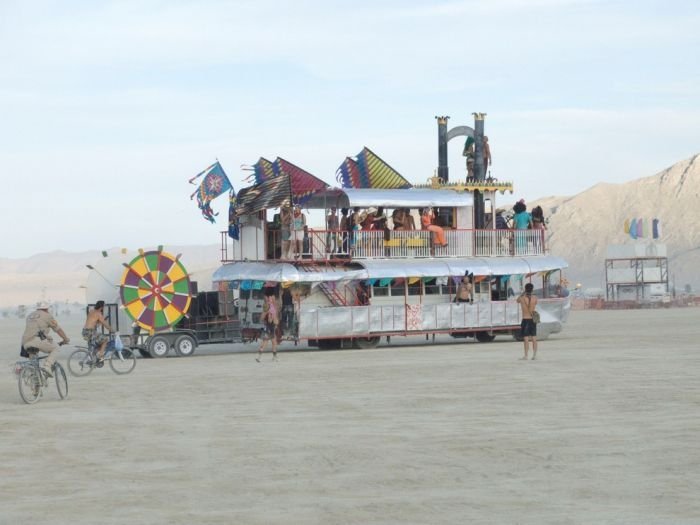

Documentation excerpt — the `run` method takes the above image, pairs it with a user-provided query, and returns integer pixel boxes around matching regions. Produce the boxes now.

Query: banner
[189,161,232,223]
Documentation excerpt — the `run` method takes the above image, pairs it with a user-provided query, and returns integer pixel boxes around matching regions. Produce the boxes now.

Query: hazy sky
[2,0,698,258]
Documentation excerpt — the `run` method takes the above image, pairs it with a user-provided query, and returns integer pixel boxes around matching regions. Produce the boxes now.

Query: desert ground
[2,308,699,525]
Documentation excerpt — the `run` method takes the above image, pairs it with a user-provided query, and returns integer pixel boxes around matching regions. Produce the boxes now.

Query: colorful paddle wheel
[119,250,193,334]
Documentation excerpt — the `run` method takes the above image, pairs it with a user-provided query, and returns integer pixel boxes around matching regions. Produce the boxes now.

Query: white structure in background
[605,243,670,302]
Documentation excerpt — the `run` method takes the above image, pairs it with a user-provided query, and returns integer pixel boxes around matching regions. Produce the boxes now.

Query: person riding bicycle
[82,300,113,362]
[21,301,70,377]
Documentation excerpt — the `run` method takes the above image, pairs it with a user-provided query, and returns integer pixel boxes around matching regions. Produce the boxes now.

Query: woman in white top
[292,206,306,258]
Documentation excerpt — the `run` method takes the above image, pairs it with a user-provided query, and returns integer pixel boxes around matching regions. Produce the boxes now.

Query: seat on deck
[405,238,427,247]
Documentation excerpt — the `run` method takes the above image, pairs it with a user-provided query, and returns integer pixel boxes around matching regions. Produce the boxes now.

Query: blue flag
[228,189,239,240]
[189,161,232,223]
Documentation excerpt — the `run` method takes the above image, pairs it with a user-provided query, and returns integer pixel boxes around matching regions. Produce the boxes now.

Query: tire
[54,363,68,399]
[512,329,524,342]
[109,349,137,375]
[475,331,496,343]
[18,366,41,404]
[138,349,152,358]
[148,336,170,358]
[174,335,196,357]
[318,338,342,350]
[353,336,380,349]
[67,349,94,377]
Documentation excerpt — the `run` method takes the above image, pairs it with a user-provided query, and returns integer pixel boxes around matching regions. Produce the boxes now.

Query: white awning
[301,188,473,209]
[212,256,568,283]
[212,262,367,283]
[359,256,568,279]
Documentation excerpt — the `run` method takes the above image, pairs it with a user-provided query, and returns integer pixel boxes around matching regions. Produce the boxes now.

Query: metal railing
[220,228,546,262]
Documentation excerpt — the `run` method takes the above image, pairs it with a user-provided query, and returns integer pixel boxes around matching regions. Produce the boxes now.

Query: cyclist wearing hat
[21,301,70,377]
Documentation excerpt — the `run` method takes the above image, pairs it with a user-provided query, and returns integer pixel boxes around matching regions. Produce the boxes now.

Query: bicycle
[67,334,136,377]
[15,343,68,404]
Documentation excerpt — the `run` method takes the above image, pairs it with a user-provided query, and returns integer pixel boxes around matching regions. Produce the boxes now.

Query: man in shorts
[82,300,113,362]
[21,301,70,377]
[516,283,538,360]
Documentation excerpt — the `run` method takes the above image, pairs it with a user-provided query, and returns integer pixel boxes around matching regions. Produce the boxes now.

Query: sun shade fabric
[337,147,412,189]
[236,174,292,216]
[212,256,568,284]
[274,158,329,205]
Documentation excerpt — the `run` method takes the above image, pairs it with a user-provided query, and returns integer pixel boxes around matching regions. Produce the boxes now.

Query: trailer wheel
[174,335,196,357]
[512,330,523,342]
[138,349,153,358]
[318,338,342,350]
[148,336,170,358]
[353,337,380,349]
[475,331,496,343]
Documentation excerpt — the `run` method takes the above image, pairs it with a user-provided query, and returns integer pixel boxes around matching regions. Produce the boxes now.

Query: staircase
[298,262,353,306]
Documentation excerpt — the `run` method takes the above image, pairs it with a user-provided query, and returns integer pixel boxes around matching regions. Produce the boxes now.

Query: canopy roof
[212,262,366,283]
[302,188,473,210]
[358,256,568,279]
[212,256,568,283]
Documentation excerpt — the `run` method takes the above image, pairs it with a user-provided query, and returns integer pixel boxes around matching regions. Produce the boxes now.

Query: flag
[623,218,630,234]
[235,173,292,216]
[336,147,412,189]
[189,161,232,223]
[251,157,276,184]
[228,189,239,240]
[629,218,637,239]
[652,218,661,239]
[274,158,329,205]
[636,218,644,238]
[336,156,366,188]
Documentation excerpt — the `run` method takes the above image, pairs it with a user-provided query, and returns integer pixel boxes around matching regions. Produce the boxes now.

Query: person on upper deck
[326,207,339,256]
[292,205,306,259]
[512,200,532,255]
[280,204,292,259]
[495,208,508,229]
[513,200,532,230]
[531,205,546,230]
[391,208,405,230]
[339,207,350,256]
[404,209,417,231]
[421,207,447,247]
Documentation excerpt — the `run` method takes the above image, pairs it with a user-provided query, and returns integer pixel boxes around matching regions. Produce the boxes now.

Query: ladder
[298,262,355,306]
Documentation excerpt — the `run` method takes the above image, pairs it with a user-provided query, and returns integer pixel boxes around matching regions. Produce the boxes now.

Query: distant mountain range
[0,245,221,308]
[535,153,700,291]
[2,155,698,308]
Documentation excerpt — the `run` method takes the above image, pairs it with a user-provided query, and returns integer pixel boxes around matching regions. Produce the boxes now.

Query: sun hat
[367,206,378,214]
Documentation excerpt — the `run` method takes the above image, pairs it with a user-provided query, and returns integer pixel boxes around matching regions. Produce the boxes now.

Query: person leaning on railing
[455,272,474,303]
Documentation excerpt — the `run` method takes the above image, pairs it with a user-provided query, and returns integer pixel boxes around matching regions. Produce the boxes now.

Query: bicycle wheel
[54,363,68,399]
[109,348,136,375]
[18,366,41,404]
[67,349,94,377]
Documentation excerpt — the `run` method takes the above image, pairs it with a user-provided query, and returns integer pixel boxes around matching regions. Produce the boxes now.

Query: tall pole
[472,113,487,228]
[473,113,486,181]
[436,116,449,182]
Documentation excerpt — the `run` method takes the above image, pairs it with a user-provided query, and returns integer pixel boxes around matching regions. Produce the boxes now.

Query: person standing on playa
[82,300,112,362]
[516,283,538,360]
[21,301,70,377]
[257,291,279,362]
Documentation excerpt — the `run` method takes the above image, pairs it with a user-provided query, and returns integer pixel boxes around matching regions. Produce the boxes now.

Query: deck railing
[220,228,546,263]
